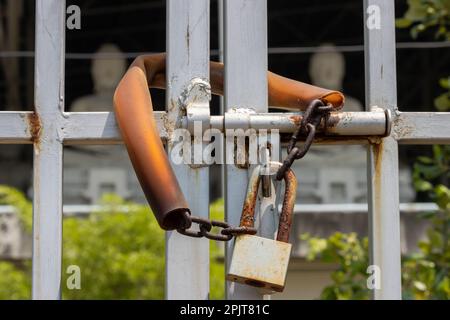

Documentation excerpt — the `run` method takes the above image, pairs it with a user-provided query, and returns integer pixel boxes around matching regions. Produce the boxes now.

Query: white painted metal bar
[4,110,450,145]
[62,111,167,144]
[165,0,210,300]
[364,0,402,299]
[224,0,269,300]
[0,112,31,143]
[292,203,439,214]
[0,202,439,217]
[32,0,65,300]
[394,112,450,144]
[64,111,388,145]
[202,111,388,135]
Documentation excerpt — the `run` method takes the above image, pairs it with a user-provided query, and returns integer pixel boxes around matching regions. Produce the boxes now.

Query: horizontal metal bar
[61,111,167,144]
[1,41,447,59]
[2,111,450,145]
[0,112,31,143]
[394,112,450,144]
[0,205,15,214]
[292,202,438,214]
[0,202,437,216]
[180,110,387,136]
[0,204,140,216]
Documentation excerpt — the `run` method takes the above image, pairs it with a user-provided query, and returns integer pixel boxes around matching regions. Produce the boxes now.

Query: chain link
[177,216,257,241]
[276,99,331,181]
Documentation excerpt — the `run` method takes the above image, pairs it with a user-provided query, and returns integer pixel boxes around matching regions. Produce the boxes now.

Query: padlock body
[227,235,292,292]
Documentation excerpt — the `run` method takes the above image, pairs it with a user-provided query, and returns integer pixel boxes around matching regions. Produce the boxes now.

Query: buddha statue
[64,44,139,204]
[71,43,127,112]
[309,44,362,112]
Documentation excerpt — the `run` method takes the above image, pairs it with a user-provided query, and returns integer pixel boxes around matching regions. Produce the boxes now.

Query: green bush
[302,141,449,300]
[0,186,225,299]
[302,142,449,300]
[0,261,31,300]
[302,232,370,300]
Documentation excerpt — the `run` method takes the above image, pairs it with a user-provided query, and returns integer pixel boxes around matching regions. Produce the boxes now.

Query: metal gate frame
[0,0,449,300]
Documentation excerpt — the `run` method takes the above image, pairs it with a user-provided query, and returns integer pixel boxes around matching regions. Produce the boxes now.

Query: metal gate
[0,0,449,300]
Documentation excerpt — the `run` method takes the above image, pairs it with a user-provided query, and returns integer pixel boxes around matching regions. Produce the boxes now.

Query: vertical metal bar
[224,0,270,300]
[166,0,210,300]
[32,0,65,300]
[218,0,224,114]
[218,0,225,200]
[364,0,402,299]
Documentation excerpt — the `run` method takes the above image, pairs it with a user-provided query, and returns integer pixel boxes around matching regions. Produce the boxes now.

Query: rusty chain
[177,216,257,241]
[276,99,332,181]
[178,99,330,241]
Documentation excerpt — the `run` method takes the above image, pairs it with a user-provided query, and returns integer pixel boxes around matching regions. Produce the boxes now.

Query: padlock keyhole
[245,279,265,288]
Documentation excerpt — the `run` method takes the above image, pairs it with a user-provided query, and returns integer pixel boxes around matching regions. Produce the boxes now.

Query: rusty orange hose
[114,53,344,230]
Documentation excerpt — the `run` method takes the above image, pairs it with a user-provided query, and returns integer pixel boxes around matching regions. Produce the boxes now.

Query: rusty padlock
[227,162,297,292]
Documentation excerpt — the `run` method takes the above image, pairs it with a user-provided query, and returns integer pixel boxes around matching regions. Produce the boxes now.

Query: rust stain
[27,112,42,147]
[392,116,413,141]
[289,112,341,130]
[276,168,297,243]
[326,113,341,128]
[373,140,383,199]
[289,115,301,127]
[240,174,260,228]
[371,139,384,255]
[234,136,250,169]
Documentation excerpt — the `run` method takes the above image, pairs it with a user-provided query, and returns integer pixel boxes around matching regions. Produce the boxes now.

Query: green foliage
[396,0,450,40]
[408,143,450,300]
[398,1,450,114]
[301,233,370,300]
[413,145,450,192]
[0,187,226,299]
[209,199,226,300]
[62,194,166,299]
[0,262,31,300]
[303,142,449,300]
[434,77,450,111]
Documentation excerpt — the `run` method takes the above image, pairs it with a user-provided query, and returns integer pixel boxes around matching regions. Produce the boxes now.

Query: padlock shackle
[114,54,331,230]
[239,163,297,243]
[276,168,297,243]
[239,166,263,229]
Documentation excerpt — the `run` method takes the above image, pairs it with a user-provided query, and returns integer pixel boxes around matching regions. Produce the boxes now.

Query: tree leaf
[396,18,413,28]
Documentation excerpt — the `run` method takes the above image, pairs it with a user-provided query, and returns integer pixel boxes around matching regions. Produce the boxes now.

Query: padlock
[227,162,297,292]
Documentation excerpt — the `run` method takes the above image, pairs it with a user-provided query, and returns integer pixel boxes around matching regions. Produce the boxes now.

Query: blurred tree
[0,186,225,299]
[398,0,450,300]
[396,0,450,40]
[303,207,449,300]
[301,232,370,300]
[0,261,30,299]
[397,0,450,111]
